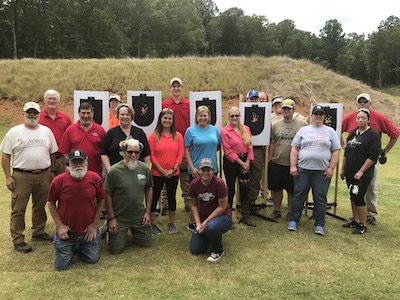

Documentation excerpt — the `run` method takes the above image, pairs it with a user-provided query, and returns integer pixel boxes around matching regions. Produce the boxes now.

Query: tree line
[1,0,400,88]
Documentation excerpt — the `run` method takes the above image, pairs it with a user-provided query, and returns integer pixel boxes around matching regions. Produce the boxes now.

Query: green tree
[319,19,346,70]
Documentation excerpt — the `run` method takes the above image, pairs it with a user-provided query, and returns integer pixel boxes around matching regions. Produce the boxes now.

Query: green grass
[0,129,399,299]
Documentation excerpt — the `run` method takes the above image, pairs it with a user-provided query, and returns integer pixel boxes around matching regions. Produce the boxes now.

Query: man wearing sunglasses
[341,93,400,225]
[104,138,153,254]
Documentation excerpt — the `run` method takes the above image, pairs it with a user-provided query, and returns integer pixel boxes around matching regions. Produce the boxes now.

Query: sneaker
[266,198,274,207]
[368,218,380,226]
[352,224,367,234]
[270,210,281,219]
[168,223,177,234]
[288,221,297,231]
[151,224,162,235]
[14,242,32,253]
[187,223,196,231]
[31,233,53,241]
[207,251,224,262]
[342,220,359,228]
[314,225,324,235]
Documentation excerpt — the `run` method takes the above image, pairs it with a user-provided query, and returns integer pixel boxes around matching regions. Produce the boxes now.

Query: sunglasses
[126,150,140,155]
[357,99,369,104]
[230,114,240,118]
[313,112,324,116]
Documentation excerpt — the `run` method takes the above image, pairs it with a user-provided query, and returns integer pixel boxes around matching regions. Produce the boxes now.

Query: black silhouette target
[131,94,155,127]
[322,107,337,131]
[80,97,103,125]
[244,105,265,136]
[195,98,217,125]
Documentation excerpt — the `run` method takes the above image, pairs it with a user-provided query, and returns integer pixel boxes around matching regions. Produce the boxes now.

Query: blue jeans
[190,214,232,255]
[53,229,101,271]
[290,168,331,227]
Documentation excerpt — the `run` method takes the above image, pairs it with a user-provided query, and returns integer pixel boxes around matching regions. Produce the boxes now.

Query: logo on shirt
[198,192,215,202]
[137,174,146,180]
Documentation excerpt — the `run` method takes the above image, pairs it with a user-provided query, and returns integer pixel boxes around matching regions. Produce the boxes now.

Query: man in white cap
[39,89,72,175]
[1,101,58,253]
[162,77,191,213]
[47,149,105,270]
[341,93,400,225]
[108,93,122,129]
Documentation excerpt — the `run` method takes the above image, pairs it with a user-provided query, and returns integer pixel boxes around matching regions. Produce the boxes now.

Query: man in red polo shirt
[59,102,105,177]
[162,77,191,213]
[39,89,72,175]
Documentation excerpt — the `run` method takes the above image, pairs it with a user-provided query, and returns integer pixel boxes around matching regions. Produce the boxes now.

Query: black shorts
[268,161,294,193]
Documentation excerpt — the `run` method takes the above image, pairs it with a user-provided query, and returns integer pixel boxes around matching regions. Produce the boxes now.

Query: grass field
[0,123,399,300]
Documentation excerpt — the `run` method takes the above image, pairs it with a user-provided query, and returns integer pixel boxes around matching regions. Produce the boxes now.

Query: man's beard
[80,118,91,126]
[126,159,138,170]
[69,166,87,179]
[25,117,39,127]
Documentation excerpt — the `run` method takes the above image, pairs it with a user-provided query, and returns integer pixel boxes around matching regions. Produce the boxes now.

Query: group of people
[1,79,399,268]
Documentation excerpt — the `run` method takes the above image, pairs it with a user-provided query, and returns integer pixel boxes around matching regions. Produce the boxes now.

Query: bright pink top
[342,109,400,138]
[162,97,190,136]
[148,131,184,177]
[221,123,254,163]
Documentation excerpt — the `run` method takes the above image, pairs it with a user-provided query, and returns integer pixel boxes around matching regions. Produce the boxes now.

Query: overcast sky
[213,0,399,36]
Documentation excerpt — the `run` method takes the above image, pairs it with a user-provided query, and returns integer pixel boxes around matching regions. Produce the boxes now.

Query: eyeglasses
[229,114,240,118]
[313,112,324,116]
[357,99,369,104]
[126,150,140,155]
[200,168,212,172]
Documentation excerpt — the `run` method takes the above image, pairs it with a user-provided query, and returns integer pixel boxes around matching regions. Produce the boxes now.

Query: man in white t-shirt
[1,102,58,253]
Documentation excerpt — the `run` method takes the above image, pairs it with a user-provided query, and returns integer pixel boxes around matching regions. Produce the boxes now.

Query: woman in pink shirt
[221,107,255,227]
[148,108,184,235]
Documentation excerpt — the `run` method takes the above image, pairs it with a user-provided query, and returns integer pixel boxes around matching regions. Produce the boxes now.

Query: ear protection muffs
[120,140,144,152]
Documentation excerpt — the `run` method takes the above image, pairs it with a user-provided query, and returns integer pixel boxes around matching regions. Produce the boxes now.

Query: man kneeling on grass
[47,150,105,271]
[189,158,232,262]
[104,138,153,254]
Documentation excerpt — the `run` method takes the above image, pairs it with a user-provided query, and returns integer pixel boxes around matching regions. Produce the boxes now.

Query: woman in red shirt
[148,108,184,235]
[221,107,255,226]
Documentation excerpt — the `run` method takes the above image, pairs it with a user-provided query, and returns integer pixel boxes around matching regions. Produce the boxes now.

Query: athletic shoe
[368,218,380,226]
[99,220,108,239]
[207,251,224,262]
[31,233,53,241]
[314,226,324,235]
[270,210,282,219]
[342,220,359,228]
[187,223,196,231]
[352,224,367,235]
[151,224,162,235]
[266,198,274,207]
[288,221,297,231]
[168,223,177,234]
[14,242,32,253]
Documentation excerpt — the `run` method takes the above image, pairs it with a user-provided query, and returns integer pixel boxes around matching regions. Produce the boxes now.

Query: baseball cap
[170,77,182,85]
[23,102,40,113]
[312,105,325,114]
[281,98,295,109]
[199,158,214,169]
[356,93,371,103]
[272,95,285,105]
[67,149,87,161]
[246,90,259,99]
[109,94,121,102]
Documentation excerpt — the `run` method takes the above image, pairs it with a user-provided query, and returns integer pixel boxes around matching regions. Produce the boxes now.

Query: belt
[13,167,49,174]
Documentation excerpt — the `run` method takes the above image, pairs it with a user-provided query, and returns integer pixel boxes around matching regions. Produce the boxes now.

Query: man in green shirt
[105,138,153,254]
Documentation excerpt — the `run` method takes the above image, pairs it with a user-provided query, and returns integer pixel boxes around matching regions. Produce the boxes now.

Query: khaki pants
[366,164,379,219]
[248,147,265,202]
[10,169,51,244]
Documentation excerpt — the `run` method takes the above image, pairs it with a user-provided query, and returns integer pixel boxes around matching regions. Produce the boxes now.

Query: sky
[213,0,399,36]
